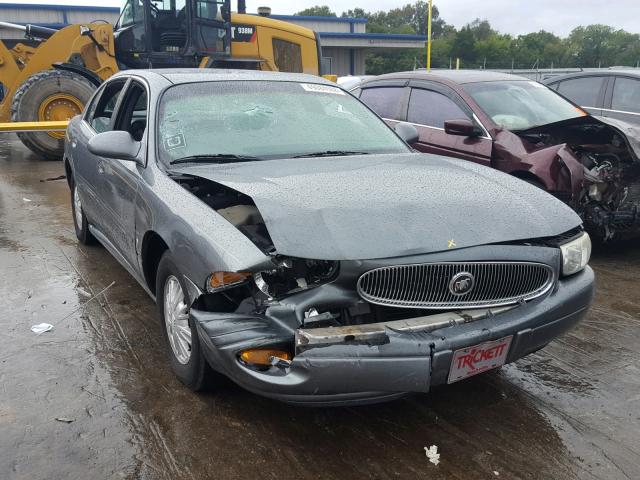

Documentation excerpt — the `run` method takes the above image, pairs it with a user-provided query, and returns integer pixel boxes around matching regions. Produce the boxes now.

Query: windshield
[157,81,409,165]
[464,80,585,131]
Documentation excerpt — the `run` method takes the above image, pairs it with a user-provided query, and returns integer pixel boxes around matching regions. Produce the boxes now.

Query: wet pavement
[1,135,639,480]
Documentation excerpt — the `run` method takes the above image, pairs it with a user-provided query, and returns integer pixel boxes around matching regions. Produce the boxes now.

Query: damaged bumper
[191,267,594,406]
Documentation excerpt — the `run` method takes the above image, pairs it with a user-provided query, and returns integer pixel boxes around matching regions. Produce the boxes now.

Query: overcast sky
[8,0,640,37]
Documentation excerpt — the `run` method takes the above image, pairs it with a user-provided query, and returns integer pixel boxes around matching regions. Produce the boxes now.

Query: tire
[156,251,214,391]
[11,70,96,160]
[70,176,97,245]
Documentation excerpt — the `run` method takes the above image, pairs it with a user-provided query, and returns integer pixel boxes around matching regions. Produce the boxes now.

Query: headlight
[254,258,338,298]
[560,232,591,276]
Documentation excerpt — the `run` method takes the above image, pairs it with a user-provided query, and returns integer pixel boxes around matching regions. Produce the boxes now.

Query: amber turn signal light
[206,271,251,293]
[240,349,292,366]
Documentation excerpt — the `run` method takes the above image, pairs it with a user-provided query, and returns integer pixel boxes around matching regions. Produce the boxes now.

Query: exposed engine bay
[518,117,640,240]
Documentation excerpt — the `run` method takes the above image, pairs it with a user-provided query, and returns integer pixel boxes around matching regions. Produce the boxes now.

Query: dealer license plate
[448,336,513,384]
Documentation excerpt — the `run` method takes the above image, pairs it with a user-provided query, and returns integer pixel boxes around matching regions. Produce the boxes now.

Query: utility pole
[426,0,433,71]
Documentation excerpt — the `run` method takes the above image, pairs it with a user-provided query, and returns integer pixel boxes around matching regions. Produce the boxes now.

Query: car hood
[173,153,581,260]
[592,115,640,161]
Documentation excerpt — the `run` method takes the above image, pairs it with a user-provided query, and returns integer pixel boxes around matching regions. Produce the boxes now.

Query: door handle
[97,161,105,174]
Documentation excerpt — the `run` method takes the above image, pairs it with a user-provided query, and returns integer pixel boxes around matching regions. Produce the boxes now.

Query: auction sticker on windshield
[300,83,345,95]
[448,336,513,384]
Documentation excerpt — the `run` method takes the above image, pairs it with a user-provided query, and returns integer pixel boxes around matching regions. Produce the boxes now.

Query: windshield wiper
[169,154,260,165]
[292,150,370,158]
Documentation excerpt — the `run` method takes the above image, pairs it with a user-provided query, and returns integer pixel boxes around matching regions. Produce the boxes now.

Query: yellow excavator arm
[0,23,118,123]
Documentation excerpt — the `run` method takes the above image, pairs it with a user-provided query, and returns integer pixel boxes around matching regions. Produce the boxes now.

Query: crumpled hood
[174,153,581,260]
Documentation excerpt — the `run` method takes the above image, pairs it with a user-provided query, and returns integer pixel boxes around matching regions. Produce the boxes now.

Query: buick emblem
[449,272,475,296]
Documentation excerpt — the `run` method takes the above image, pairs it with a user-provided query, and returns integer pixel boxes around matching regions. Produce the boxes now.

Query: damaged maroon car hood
[173,153,582,260]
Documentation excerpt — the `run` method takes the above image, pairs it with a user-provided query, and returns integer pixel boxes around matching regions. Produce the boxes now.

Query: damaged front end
[165,161,593,405]
[516,116,640,241]
[187,243,593,405]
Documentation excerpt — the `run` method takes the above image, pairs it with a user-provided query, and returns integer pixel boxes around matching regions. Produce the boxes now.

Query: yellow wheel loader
[0,0,324,159]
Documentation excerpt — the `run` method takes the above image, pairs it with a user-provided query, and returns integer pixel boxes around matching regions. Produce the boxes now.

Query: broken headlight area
[254,258,339,299]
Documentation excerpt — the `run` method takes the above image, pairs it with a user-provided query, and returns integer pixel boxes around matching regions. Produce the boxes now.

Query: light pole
[426,0,433,71]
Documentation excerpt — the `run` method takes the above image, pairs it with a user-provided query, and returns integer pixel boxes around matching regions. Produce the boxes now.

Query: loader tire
[11,70,96,160]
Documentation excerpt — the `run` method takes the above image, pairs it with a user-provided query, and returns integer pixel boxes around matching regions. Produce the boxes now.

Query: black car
[544,70,640,125]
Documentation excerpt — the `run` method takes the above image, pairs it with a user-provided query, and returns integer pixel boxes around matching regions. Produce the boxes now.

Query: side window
[88,80,127,133]
[83,89,103,122]
[611,77,640,113]
[117,0,143,28]
[407,88,469,129]
[359,87,405,120]
[272,39,303,73]
[557,77,604,107]
[115,82,148,142]
[196,0,225,20]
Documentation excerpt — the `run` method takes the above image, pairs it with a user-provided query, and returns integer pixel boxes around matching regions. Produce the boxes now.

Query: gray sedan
[64,69,594,406]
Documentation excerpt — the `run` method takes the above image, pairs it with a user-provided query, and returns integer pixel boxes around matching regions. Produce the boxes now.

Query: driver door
[97,79,148,268]
[75,79,128,235]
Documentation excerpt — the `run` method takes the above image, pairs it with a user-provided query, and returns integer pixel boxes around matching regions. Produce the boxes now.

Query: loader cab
[114,0,231,68]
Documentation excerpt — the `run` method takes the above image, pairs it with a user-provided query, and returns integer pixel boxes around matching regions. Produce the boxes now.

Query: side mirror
[444,119,481,137]
[88,131,141,162]
[394,122,420,145]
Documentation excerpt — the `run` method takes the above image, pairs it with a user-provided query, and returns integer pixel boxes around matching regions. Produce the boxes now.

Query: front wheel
[70,178,96,245]
[156,251,213,391]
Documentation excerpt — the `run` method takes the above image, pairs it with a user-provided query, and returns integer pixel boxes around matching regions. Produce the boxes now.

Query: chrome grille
[356,262,555,309]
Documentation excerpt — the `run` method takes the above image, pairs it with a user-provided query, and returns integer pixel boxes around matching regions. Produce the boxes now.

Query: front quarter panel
[135,164,273,292]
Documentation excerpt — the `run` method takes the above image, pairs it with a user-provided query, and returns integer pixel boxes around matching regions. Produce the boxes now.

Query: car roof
[363,69,531,86]
[544,69,640,84]
[111,68,335,86]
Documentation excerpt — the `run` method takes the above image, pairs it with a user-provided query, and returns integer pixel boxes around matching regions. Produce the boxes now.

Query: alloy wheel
[163,275,192,364]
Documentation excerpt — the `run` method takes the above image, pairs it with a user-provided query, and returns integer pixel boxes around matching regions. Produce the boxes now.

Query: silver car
[64,69,594,406]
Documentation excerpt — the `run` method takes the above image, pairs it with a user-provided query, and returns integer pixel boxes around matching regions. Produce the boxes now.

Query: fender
[53,62,103,87]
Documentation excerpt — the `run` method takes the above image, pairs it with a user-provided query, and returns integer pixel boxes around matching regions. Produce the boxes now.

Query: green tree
[341,8,368,19]
[295,5,336,17]
[566,25,613,67]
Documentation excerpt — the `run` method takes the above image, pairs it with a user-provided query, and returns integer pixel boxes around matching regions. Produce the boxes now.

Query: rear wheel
[156,251,214,391]
[11,70,96,160]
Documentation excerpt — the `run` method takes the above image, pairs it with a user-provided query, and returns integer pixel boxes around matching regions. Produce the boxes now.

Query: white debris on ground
[424,445,440,465]
[22,197,32,202]
[76,287,92,298]
[494,471,500,476]
[30,323,54,334]
[55,417,75,423]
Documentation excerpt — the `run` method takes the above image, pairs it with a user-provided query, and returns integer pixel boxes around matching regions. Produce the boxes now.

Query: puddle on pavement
[1,136,639,480]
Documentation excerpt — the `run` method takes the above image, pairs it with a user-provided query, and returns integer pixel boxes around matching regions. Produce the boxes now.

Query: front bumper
[191,266,594,406]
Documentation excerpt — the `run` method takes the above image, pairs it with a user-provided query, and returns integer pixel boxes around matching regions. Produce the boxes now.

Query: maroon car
[353,70,640,241]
